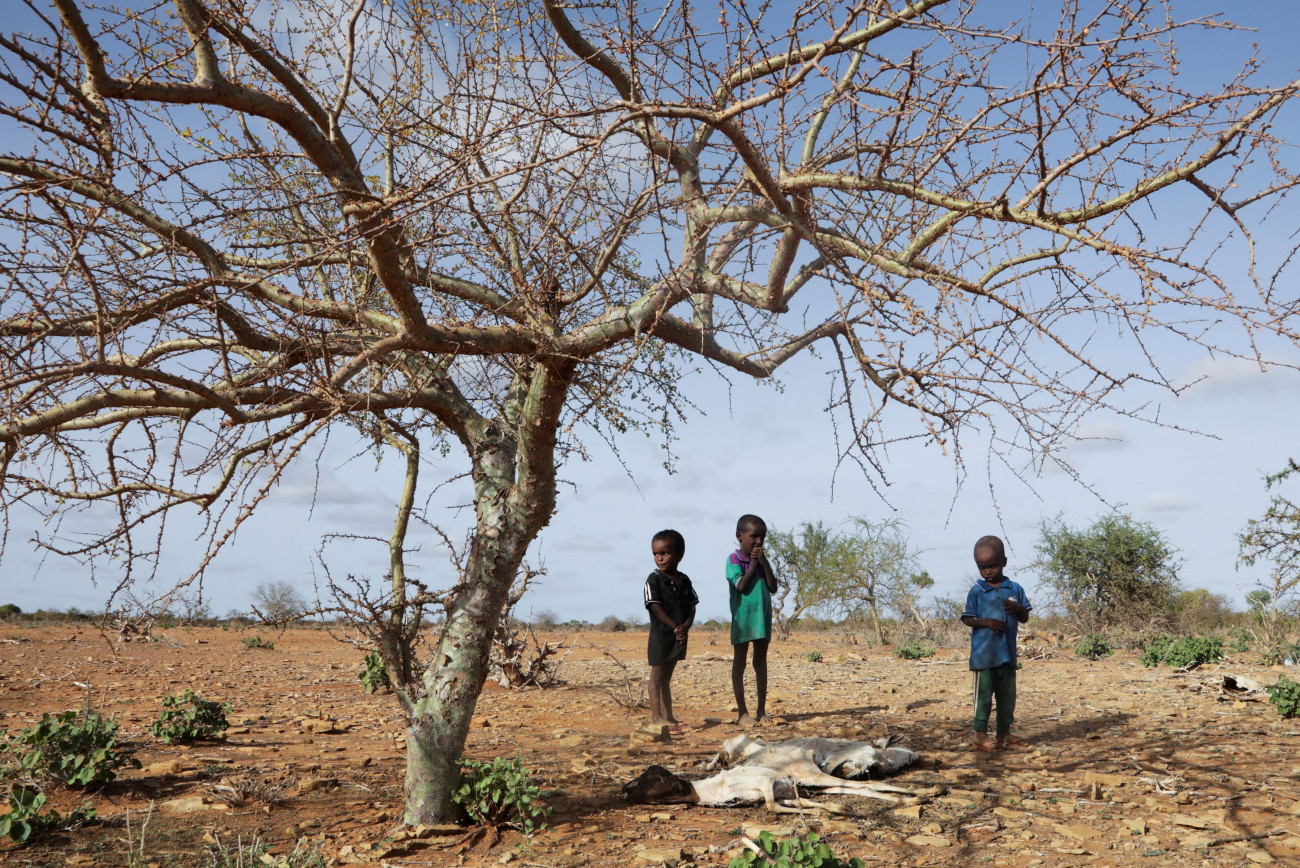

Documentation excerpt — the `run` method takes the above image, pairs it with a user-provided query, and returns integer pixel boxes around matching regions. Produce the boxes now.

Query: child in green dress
[727,514,778,725]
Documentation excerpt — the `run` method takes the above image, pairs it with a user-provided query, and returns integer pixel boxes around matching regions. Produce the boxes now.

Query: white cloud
[1174,356,1300,401]
[550,533,617,554]
[1141,492,1200,513]
[270,464,391,508]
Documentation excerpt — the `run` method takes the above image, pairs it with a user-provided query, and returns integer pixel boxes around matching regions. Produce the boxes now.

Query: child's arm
[1005,589,1030,623]
[649,602,679,632]
[675,602,696,642]
[961,614,1006,635]
[734,556,765,593]
[754,544,778,593]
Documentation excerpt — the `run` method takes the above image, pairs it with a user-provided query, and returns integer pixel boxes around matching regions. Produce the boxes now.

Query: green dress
[726,550,771,644]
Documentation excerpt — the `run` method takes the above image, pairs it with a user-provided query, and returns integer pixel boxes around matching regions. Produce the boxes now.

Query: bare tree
[2,0,1297,823]
[250,580,307,623]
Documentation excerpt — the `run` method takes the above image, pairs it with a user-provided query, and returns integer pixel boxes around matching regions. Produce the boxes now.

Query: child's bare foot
[736,712,758,726]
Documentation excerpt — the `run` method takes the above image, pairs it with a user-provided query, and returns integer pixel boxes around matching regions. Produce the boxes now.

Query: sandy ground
[1,623,1298,868]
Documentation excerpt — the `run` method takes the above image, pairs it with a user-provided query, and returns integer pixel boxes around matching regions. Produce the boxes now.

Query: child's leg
[731,642,753,723]
[994,663,1022,745]
[659,659,679,724]
[648,663,668,724]
[751,638,770,720]
[971,669,996,749]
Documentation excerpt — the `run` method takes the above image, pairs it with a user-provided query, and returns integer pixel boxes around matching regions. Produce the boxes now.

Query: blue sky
[3,0,1299,624]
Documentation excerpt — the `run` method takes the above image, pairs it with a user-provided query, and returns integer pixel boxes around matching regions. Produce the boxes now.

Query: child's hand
[1004,598,1025,615]
[673,624,689,643]
[751,544,766,563]
[984,617,1006,635]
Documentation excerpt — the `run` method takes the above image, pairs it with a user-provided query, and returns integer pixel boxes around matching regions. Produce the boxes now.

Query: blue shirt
[962,578,1032,671]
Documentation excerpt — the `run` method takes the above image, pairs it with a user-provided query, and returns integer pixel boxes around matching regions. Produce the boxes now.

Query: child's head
[735,514,767,556]
[973,535,1007,583]
[652,529,685,573]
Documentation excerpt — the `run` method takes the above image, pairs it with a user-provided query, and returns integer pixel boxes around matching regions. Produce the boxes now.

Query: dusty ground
[1,624,1298,868]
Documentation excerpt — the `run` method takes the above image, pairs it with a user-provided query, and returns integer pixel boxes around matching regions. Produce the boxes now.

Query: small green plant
[453,757,551,835]
[1074,634,1114,660]
[241,634,274,650]
[728,831,864,868]
[894,639,936,660]
[1267,674,1300,719]
[359,652,392,694]
[801,650,823,663]
[1139,635,1222,669]
[2,710,140,787]
[0,785,96,845]
[150,690,231,743]
[1229,629,1251,653]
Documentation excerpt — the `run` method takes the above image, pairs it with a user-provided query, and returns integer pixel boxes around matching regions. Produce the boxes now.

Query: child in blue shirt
[960,535,1031,751]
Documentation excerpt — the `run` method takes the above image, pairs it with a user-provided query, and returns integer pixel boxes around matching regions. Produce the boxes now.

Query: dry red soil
[1,624,1298,867]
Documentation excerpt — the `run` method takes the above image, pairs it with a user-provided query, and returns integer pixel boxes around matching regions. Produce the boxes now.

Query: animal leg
[814,785,899,803]
[774,798,850,815]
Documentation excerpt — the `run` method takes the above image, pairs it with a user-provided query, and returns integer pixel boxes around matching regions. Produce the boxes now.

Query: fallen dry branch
[601,648,648,710]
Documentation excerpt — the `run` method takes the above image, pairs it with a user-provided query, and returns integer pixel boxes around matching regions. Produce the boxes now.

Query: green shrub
[241,635,274,650]
[728,830,863,868]
[1074,634,1114,660]
[1267,674,1300,719]
[801,650,822,663]
[1139,636,1222,669]
[894,640,936,660]
[1256,641,1296,666]
[1229,629,1251,653]
[2,710,139,787]
[359,652,392,694]
[0,604,21,618]
[0,785,96,845]
[453,757,550,835]
[150,690,231,743]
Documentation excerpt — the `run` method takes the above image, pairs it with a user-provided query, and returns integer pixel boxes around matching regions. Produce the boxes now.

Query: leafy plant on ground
[359,652,392,694]
[728,830,864,868]
[241,634,274,650]
[150,690,231,743]
[1139,635,1222,670]
[894,640,936,660]
[1267,674,1300,719]
[1229,629,1251,653]
[453,757,550,835]
[1074,634,1114,660]
[0,785,96,845]
[801,650,822,662]
[1,710,139,786]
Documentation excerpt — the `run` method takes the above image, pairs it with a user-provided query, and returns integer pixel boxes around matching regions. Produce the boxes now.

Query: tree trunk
[401,428,532,825]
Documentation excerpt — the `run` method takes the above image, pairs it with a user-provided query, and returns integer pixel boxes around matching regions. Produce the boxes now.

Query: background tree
[766,520,838,639]
[1,0,1297,824]
[250,581,307,623]
[1031,514,1181,634]
[884,570,936,629]
[770,517,922,644]
[1238,460,1300,652]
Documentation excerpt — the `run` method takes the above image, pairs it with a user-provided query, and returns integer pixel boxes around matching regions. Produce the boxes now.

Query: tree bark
[402,419,527,824]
